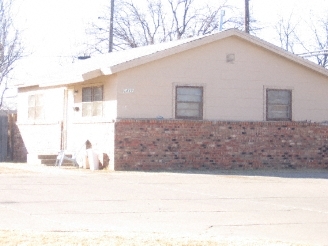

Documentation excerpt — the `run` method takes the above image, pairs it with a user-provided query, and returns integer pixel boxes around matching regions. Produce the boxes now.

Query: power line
[298,50,328,57]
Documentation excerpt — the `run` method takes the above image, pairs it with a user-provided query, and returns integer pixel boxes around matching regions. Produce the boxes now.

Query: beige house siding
[65,75,117,168]
[47,76,117,167]
[70,75,118,121]
[18,123,61,157]
[17,86,65,124]
[116,36,328,122]
[16,76,118,165]
[17,86,65,155]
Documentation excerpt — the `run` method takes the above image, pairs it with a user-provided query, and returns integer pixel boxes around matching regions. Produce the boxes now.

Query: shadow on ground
[140,168,328,180]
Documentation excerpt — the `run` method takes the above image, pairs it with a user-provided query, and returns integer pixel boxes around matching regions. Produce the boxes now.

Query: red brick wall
[114,119,328,171]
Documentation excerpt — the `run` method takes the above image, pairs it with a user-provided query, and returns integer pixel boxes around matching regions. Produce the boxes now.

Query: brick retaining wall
[114,119,328,171]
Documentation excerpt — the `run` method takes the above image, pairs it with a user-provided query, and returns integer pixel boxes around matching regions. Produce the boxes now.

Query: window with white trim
[266,89,292,121]
[28,94,44,120]
[176,86,203,119]
[82,86,103,117]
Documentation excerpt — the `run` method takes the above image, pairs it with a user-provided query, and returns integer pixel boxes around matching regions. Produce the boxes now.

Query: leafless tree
[292,15,328,68]
[86,0,234,53]
[0,0,23,108]
[308,17,328,68]
[114,0,166,48]
[227,8,261,34]
[274,13,299,53]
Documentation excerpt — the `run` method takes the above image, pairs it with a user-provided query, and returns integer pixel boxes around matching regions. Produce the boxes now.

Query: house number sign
[123,88,134,93]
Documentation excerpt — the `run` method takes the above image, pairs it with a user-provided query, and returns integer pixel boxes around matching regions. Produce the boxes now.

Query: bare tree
[272,12,328,67]
[114,0,166,48]
[227,7,261,34]
[309,17,328,68]
[274,13,299,53]
[167,0,196,40]
[293,16,328,68]
[86,0,233,53]
[0,0,23,108]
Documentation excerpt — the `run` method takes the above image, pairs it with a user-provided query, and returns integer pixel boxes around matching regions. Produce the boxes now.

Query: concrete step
[40,159,56,165]
[41,159,76,166]
[38,154,73,160]
[37,154,58,160]
[27,153,73,166]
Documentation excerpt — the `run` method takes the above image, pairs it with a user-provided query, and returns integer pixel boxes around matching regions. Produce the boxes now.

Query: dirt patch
[0,231,309,246]
[0,231,225,246]
[0,166,32,174]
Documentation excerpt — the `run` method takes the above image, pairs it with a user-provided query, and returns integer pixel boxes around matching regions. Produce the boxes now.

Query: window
[176,86,203,119]
[266,89,292,121]
[28,94,44,120]
[82,86,103,117]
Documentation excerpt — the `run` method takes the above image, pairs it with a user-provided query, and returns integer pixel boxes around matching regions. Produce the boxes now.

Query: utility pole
[109,0,114,53]
[245,0,250,33]
[219,10,225,31]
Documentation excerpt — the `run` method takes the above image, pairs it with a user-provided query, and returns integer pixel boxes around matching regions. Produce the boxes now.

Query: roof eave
[234,31,328,78]
[19,29,328,88]
[104,29,328,78]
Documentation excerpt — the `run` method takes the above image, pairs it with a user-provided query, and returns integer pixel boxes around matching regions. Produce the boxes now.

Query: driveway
[0,163,328,245]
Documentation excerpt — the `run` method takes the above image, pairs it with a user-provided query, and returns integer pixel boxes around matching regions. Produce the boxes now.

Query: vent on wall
[226,53,235,63]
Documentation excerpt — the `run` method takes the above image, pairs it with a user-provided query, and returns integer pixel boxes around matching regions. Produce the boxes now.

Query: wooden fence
[0,113,17,162]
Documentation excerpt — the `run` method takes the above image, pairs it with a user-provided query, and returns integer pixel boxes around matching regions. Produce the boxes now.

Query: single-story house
[16,29,328,170]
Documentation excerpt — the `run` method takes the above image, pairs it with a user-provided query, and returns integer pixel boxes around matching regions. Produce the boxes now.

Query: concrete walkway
[0,163,328,245]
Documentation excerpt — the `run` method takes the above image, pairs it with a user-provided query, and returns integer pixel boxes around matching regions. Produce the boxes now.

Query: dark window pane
[176,86,203,119]
[93,86,103,101]
[82,87,92,102]
[82,86,104,117]
[267,89,291,121]
[268,105,290,119]
[177,93,202,102]
[177,87,202,102]
[268,90,290,105]
[177,102,200,117]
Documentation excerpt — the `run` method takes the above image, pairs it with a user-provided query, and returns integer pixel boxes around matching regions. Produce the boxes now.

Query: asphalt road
[0,163,328,245]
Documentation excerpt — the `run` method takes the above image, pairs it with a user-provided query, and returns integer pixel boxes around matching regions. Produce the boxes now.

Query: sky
[6,0,328,94]
[10,0,108,84]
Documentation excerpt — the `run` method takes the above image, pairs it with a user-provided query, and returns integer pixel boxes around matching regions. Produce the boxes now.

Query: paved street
[0,163,328,245]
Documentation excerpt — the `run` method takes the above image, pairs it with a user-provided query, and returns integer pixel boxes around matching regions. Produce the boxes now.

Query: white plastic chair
[55,150,79,167]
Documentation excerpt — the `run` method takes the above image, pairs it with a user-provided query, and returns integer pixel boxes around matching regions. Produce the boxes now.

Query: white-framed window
[266,89,292,121]
[28,94,44,120]
[175,86,203,119]
[82,86,103,117]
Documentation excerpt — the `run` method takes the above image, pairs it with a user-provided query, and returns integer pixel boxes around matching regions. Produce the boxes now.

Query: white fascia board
[82,69,104,81]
